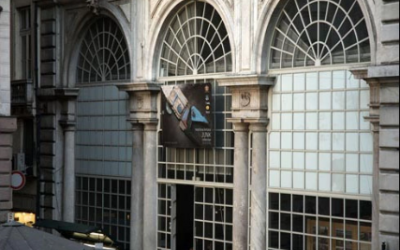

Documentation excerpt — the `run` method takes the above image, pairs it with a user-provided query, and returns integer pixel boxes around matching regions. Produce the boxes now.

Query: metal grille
[75,176,131,250]
[267,192,372,250]
[194,187,233,250]
[77,17,131,83]
[159,1,232,77]
[158,184,173,250]
[270,0,371,69]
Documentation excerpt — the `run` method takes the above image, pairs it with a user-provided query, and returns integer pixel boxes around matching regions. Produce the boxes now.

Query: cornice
[117,82,161,93]
[217,75,276,88]
[38,88,80,101]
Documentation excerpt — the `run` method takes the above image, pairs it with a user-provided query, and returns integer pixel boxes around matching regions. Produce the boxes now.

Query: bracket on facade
[87,0,101,15]
[218,75,275,124]
[117,82,161,125]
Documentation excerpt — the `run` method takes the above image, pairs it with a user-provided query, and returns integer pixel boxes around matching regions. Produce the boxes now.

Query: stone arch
[146,0,236,80]
[63,1,132,88]
[254,0,377,74]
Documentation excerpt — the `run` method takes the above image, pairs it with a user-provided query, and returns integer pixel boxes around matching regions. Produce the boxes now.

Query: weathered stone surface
[0,176,10,187]
[0,188,11,201]
[380,214,400,234]
[381,106,400,126]
[0,161,11,173]
[0,148,12,160]
[0,201,12,210]
[380,150,400,170]
[382,2,400,22]
[380,193,400,213]
[380,173,400,192]
[380,235,400,250]
[382,24,400,44]
[381,86,400,104]
[0,118,17,132]
[380,129,400,148]
[0,134,12,146]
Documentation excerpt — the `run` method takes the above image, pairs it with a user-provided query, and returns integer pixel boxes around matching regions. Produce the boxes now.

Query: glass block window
[268,193,372,250]
[268,71,373,195]
[76,85,132,177]
[76,176,132,250]
[270,0,371,69]
[77,17,131,83]
[159,1,232,77]
[158,79,234,184]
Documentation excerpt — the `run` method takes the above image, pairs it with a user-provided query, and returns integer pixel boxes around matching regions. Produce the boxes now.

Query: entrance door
[176,185,195,250]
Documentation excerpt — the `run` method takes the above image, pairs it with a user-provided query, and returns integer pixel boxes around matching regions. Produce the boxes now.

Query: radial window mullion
[77,17,131,84]
[270,0,370,69]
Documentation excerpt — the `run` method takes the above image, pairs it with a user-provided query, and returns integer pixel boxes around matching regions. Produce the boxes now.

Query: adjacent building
[4,0,399,250]
[0,0,17,224]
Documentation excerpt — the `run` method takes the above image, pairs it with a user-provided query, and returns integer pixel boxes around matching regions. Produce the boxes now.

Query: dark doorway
[176,185,194,250]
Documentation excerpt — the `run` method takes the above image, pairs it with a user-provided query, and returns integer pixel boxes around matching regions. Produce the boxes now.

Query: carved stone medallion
[240,92,251,107]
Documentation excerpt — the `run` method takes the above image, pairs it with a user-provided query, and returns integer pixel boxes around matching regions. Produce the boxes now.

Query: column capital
[59,120,76,131]
[218,75,275,122]
[249,123,268,133]
[117,82,161,126]
[230,122,249,132]
[131,123,145,131]
[144,123,158,132]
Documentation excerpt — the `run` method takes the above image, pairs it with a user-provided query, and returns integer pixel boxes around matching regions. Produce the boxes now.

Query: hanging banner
[161,83,213,148]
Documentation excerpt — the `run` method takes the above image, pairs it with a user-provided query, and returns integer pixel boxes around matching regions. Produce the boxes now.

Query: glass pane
[319,197,330,216]
[319,173,331,191]
[293,172,305,189]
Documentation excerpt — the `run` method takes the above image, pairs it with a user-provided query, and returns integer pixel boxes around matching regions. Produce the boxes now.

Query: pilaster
[231,122,249,250]
[58,89,79,223]
[218,75,274,250]
[353,66,400,250]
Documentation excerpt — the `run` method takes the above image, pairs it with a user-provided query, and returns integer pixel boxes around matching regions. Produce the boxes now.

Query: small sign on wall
[161,83,213,148]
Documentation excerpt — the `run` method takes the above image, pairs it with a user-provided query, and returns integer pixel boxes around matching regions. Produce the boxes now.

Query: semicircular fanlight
[77,17,131,83]
[270,0,371,69]
[159,1,233,77]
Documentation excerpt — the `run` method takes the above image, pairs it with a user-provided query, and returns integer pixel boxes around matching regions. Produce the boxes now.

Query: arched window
[270,0,371,69]
[266,1,373,249]
[77,17,131,83]
[159,1,232,77]
[156,2,234,249]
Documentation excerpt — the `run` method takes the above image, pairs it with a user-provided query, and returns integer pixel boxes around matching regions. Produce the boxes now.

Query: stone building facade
[0,0,17,223]
[5,0,399,250]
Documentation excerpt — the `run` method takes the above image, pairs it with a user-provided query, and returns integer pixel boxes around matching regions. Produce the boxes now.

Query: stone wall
[372,1,400,249]
[0,0,16,223]
[0,118,17,223]
[0,0,11,116]
[376,0,400,65]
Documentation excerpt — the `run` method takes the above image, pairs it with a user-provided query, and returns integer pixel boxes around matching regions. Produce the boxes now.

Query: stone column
[143,123,158,250]
[249,123,267,250]
[117,83,160,249]
[58,90,79,223]
[218,75,274,250]
[130,124,144,250]
[232,122,249,250]
[61,122,76,223]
